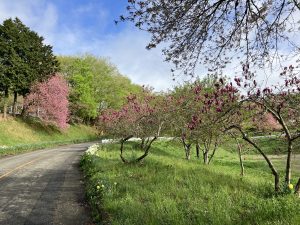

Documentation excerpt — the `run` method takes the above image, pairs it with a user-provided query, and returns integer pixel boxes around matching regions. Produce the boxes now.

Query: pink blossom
[24,74,69,130]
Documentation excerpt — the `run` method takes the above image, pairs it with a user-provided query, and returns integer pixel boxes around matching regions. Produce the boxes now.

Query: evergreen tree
[0,18,59,118]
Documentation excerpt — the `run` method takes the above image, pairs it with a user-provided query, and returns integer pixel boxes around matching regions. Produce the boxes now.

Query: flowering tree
[224,65,300,192]
[169,76,238,163]
[24,74,69,130]
[193,78,240,164]
[253,112,282,133]
[99,88,166,163]
[122,1,300,76]
[173,68,299,192]
[168,84,199,160]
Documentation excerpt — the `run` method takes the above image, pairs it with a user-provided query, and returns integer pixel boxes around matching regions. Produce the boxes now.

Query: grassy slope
[81,141,300,225]
[0,117,98,155]
[222,136,300,155]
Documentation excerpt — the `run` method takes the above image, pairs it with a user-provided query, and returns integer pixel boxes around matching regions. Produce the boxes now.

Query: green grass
[81,141,300,225]
[222,136,300,155]
[0,117,99,156]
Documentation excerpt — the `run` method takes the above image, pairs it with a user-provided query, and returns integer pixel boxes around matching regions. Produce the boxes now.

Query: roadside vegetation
[0,18,140,156]
[81,141,300,225]
[0,116,98,156]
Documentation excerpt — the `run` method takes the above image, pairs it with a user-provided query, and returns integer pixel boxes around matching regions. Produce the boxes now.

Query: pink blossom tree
[169,77,239,163]
[253,112,282,133]
[99,88,167,163]
[223,65,300,192]
[24,73,69,130]
[175,68,299,192]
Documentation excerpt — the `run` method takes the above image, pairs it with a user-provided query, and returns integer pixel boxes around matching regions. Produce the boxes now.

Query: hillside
[0,115,98,155]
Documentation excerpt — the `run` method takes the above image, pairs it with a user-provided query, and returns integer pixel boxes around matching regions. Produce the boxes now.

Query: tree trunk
[21,105,26,117]
[285,141,293,185]
[183,142,191,160]
[237,142,245,176]
[231,133,245,176]
[227,125,280,192]
[203,150,209,164]
[119,135,133,163]
[185,146,191,160]
[140,138,145,149]
[2,89,9,119]
[243,134,280,192]
[274,173,280,193]
[181,137,191,160]
[294,178,300,197]
[196,143,200,159]
[208,140,218,164]
[136,136,157,162]
[12,92,17,116]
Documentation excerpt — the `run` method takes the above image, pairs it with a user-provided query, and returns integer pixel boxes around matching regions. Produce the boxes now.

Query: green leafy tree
[58,55,142,123]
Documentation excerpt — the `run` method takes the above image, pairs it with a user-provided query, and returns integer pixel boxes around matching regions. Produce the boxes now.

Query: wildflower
[114,182,117,185]
[101,184,105,188]
[288,184,294,190]
[97,185,100,190]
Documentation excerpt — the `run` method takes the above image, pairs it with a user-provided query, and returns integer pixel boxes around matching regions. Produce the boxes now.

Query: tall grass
[81,141,300,225]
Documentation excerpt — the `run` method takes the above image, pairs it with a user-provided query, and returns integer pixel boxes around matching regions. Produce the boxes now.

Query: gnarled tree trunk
[237,141,244,176]
[181,137,192,160]
[227,125,280,192]
[120,135,158,163]
[120,135,133,163]
[203,139,211,164]
[136,136,157,162]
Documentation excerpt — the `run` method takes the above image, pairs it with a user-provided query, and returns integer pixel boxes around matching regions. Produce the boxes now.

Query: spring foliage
[58,55,142,123]
[24,74,69,130]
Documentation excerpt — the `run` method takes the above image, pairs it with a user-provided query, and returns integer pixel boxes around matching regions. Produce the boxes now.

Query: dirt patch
[0,114,13,122]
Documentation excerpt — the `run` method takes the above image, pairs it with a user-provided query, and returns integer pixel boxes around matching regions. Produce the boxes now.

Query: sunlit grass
[81,141,300,225]
[0,117,98,156]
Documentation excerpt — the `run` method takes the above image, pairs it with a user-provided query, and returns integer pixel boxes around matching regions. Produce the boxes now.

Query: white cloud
[0,0,59,45]
[0,0,176,91]
[97,29,175,91]
[1,1,299,92]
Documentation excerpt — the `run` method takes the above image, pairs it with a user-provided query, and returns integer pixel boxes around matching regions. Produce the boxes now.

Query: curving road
[0,142,96,225]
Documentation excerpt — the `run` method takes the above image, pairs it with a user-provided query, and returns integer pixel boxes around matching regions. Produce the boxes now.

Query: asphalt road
[0,142,97,225]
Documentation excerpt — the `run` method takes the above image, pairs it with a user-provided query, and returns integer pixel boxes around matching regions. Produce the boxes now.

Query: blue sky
[0,0,177,91]
[1,1,299,90]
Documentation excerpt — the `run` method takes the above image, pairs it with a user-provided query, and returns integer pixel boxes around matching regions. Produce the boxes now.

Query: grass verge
[81,141,300,225]
[0,117,99,156]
